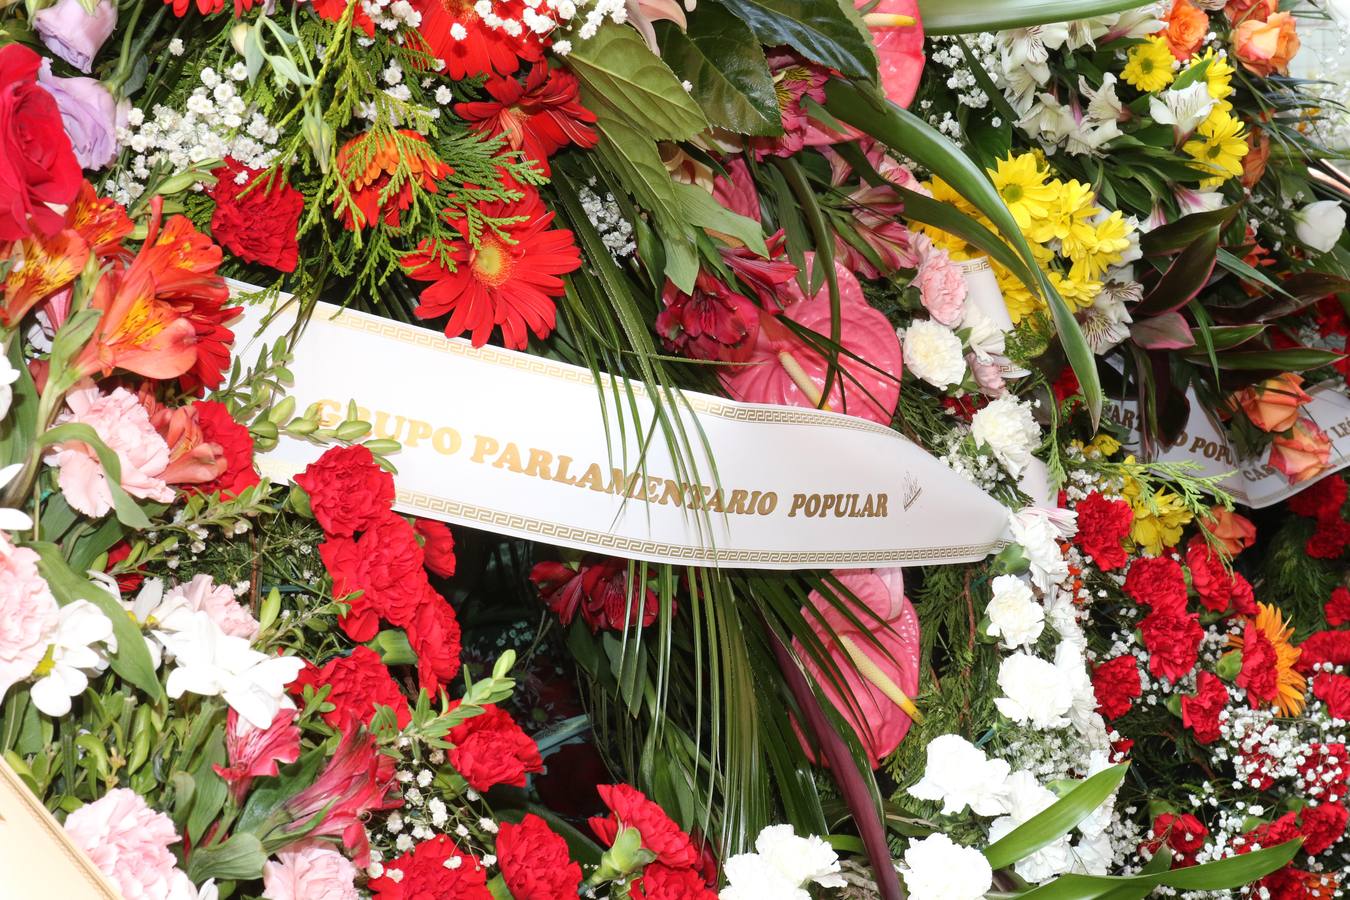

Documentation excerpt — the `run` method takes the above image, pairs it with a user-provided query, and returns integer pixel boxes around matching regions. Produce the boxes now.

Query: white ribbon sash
[233,287,1010,569]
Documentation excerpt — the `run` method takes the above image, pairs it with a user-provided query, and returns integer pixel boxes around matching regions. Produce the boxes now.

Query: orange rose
[1241,127,1270,188]
[1164,0,1209,62]
[1235,372,1312,432]
[1269,419,1332,484]
[1203,506,1257,557]
[1224,0,1275,23]
[1233,10,1300,77]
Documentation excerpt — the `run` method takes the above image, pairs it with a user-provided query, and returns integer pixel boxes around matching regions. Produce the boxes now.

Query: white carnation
[719,825,844,900]
[908,733,1011,816]
[985,574,1044,649]
[903,320,967,388]
[987,771,1075,883]
[994,652,1074,729]
[899,834,992,900]
[1008,507,1073,592]
[971,395,1040,476]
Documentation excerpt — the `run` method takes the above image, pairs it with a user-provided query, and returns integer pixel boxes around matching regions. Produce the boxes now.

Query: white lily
[0,463,33,532]
[29,600,115,717]
[1149,82,1216,139]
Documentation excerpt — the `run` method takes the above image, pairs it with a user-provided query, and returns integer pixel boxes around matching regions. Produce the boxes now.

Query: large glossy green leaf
[672,181,769,256]
[567,23,708,141]
[1212,347,1346,371]
[1135,224,1222,317]
[984,765,1127,869]
[824,80,1104,424]
[719,0,878,79]
[657,6,782,136]
[918,0,1152,35]
[1014,841,1302,899]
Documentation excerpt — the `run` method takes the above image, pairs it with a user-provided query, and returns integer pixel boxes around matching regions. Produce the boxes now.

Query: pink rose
[45,386,173,517]
[63,788,194,900]
[913,233,966,326]
[0,534,59,700]
[262,841,360,900]
[166,574,259,641]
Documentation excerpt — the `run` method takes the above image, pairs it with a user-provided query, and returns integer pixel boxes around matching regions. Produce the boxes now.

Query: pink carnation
[913,233,966,327]
[0,535,58,700]
[262,841,360,900]
[62,788,194,900]
[167,573,259,641]
[45,386,173,517]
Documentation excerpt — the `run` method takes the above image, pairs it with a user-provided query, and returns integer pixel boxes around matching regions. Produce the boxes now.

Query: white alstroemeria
[1020,94,1076,147]
[161,612,304,730]
[995,652,1074,729]
[1064,118,1122,157]
[1293,200,1347,254]
[986,574,1045,649]
[1081,282,1138,355]
[908,733,1011,816]
[30,600,115,717]
[0,352,19,423]
[1176,186,1226,217]
[0,464,33,531]
[999,24,1069,83]
[719,825,845,900]
[1081,74,1123,124]
[971,396,1041,477]
[1000,64,1043,115]
[1098,8,1167,42]
[1149,82,1215,138]
[988,771,1076,883]
[899,834,993,900]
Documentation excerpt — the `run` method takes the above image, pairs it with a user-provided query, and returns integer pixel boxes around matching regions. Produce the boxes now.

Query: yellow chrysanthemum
[1049,271,1103,312]
[1122,465,1194,556]
[1122,36,1177,93]
[995,262,1045,323]
[1067,210,1135,282]
[1229,604,1306,718]
[1028,179,1098,246]
[1084,434,1122,458]
[1183,108,1249,185]
[1195,48,1235,101]
[989,154,1061,231]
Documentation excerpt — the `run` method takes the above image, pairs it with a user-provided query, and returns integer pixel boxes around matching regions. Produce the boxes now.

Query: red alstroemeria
[213,708,301,803]
[656,272,760,363]
[403,181,581,349]
[456,62,597,174]
[283,730,400,866]
[336,130,450,231]
[411,0,546,81]
[718,232,799,310]
[139,387,228,486]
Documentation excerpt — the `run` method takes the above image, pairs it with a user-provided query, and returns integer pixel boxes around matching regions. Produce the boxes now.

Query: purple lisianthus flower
[37,61,126,170]
[33,0,117,74]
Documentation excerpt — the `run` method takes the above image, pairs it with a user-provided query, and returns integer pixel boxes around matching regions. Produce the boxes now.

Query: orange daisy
[1230,603,1306,717]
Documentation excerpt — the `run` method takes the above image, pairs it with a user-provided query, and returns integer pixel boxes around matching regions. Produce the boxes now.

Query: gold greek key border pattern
[957,257,993,274]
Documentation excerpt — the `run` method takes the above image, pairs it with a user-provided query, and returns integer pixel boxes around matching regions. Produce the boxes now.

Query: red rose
[589,784,698,869]
[1327,587,1350,628]
[1313,672,1350,720]
[1288,474,1347,522]
[1142,812,1208,867]
[1139,607,1202,681]
[1124,556,1188,613]
[0,45,82,242]
[193,400,260,498]
[1074,492,1134,571]
[406,591,463,691]
[1184,537,1252,615]
[1091,655,1142,720]
[1296,631,1350,675]
[290,646,411,729]
[414,518,457,578]
[369,835,491,900]
[496,814,582,900]
[1307,519,1350,560]
[320,513,430,640]
[446,702,543,792]
[208,159,304,272]
[1299,801,1348,856]
[295,445,395,537]
[1181,672,1229,744]
[631,864,717,900]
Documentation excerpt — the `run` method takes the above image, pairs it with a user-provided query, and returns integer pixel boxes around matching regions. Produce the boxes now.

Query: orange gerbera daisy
[1230,603,1306,716]
[335,130,450,231]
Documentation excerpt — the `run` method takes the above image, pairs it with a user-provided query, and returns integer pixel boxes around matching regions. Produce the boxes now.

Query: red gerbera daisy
[456,62,598,174]
[402,182,581,349]
[412,0,546,81]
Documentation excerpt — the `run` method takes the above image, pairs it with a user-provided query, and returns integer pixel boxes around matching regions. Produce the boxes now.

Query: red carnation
[209,159,304,272]
[193,400,260,498]
[1139,607,1203,682]
[1181,672,1230,744]
[0,44,82,242]
[1141,812,1209,867]
[1185,537,1252,615]
[1091,655,1142,720]
[1307,519,1350,560]
[406,591,463,691]
[1235,618,1281,708]
[1299,801,1348,856]
[1288,474,1347,522]
[496,814,582,900]
[295,444,396,537]
[369,835,491,900]
[1296,630,1350,674]
[1327,587,1350,628]
[1124,556,1188,613]
[446,702,543,792]
[456,62,598,175]
[320,514,431,640]
[631,864,718,900]
[589,784,699,869]
[1313,672,1350,720]
[319,536,379,641]
[530,556,661,632]
[1074,492,1134,571]
[1299,743,1350,803]
[290,646,411,730]
[414,518,457,578]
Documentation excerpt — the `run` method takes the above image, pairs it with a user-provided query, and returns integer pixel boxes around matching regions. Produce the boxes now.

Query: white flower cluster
[578,180,635,258]
[110,66,280,206]
[362,0,422,31]
[719,825,845,900]
[925,34,997,110]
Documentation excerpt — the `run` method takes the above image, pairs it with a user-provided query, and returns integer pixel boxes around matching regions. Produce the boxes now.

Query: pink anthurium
[719,256,902,425]
[794,568,921,769]
[858,0,925,109]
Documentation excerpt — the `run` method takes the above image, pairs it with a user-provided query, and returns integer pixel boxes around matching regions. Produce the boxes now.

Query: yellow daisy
[1067,210,1135,282]
[1048,270,1103,312]
[1183,108,1249,184]
[989,154,1061,231]
[1195,47,1235,102]
[1122,36,1177,93]
[995,262,1045,324]
[1028,179,1098,246]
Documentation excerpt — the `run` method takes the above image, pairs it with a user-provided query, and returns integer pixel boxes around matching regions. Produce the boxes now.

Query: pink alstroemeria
[213,707,301,802]
[282,731,400,866]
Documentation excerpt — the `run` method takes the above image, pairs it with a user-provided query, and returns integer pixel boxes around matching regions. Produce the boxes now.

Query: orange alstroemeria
[2,228,90,327]
[67,181,134,258]
[139,387,228,485]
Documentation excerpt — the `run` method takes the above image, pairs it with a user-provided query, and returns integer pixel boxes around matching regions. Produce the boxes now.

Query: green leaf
[566,23,708,141]
[186,736,228,844]
[672,181,769,257]
[657,6,782,136]
[36,423,151,528]
[1180,324,1265,353]
[1211,348,1346,372]
[186,833,266,882]
[824,80,1103,424]
[30,543,164,701]
[1014,841,1302,899]
[1140,206,1236,256]
[1135,224,1222,317]
[718,0,878,78]
[984,765,1128,869]
[918,0,1155,35]
[0,337,38,469]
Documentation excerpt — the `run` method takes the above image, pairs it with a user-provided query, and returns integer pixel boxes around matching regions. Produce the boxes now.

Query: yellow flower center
[470,237,513,288]
[32,645,56,678]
